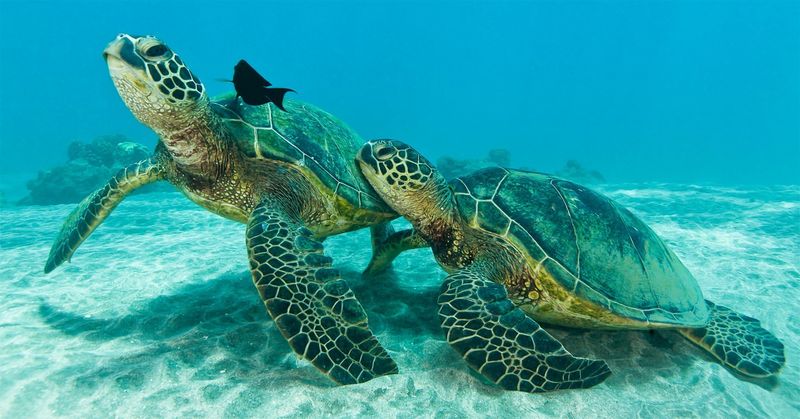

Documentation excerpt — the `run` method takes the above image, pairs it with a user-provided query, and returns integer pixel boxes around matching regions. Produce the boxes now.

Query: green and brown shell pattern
[210,95,391,214]
[452,167,709,327]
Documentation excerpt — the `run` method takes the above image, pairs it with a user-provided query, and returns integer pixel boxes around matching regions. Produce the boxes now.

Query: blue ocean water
[0,0,798,184]
[0,0,799,417]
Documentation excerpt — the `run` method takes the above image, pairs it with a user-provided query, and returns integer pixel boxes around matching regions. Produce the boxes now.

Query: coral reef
[19,135,158,205]
[555,160,606,184]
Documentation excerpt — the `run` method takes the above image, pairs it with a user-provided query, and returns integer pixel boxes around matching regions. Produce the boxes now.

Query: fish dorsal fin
[234,59,272,87]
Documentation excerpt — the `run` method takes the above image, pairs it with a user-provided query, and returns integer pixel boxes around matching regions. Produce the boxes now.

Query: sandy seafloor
[0,183,798,418]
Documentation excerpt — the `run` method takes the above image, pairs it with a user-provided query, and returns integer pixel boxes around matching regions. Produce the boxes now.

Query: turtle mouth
[356,159,378,182]
[356,157,382,189]
[357,145,379,172]
[104,54,127,71]
[103,35,146,72]
[104,40,150,92]
[103,37,125,63]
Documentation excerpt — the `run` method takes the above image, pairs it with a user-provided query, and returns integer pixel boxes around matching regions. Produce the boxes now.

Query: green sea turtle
[43,34,419,384]
[356,139,785,393]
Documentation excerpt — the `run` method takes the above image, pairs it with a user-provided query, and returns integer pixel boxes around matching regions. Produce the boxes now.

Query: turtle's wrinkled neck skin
[357,140,476,270]
[403,179,469,268]
[104,34,232,178]
[154,100,235,178]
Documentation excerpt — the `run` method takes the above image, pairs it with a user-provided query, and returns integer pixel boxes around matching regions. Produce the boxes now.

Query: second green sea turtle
[356,139,784,393]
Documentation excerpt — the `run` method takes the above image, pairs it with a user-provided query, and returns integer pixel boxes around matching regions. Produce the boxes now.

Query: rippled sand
[0,184,797,417]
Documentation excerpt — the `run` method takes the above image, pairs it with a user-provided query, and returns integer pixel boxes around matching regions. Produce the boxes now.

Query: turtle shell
[210,95,390,212]
[452,167,708,327]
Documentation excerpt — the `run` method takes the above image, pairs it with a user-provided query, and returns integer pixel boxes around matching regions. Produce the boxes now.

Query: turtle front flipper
[679,300,784,377]
[44,158,165,273]
[246,199,398,384]
[438,264,612,393]
[365,225,428,275]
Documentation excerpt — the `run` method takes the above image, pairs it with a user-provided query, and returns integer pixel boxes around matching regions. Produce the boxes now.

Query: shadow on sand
[38,265,777,395]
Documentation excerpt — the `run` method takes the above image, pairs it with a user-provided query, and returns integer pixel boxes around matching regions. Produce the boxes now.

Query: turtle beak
[103,34,145,72]
[103,34,126,61]
[357,143,379,174]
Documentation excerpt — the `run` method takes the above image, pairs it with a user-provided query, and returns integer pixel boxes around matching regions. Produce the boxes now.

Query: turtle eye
[374,144,396,161]
[144,44,168,58]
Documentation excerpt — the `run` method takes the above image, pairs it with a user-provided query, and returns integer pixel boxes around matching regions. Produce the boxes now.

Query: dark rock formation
[19,135,158,205]
[487,149,511,167]
[436,148,515,180]
[555,160,606,184]
[435,148,605,184]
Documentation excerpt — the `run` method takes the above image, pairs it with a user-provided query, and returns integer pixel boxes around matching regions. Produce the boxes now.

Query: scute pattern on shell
[210,96,390,213]
[452,167,708,326]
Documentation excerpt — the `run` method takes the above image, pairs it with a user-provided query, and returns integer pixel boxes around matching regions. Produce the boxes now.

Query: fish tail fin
[266,88,295,111]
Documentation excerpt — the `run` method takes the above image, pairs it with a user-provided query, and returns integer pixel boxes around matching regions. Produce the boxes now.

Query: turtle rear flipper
[438,264,611,393]
[365,225,428,275]
[44,159,164,273]
[246,199,397,384]
[679,300,784,377]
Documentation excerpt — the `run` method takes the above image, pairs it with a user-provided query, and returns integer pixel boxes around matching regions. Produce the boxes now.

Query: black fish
[232,59,294,111]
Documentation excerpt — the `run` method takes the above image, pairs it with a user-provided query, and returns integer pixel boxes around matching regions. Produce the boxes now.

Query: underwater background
[0,0,798,417]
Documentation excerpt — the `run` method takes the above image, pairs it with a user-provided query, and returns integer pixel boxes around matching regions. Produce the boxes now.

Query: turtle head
[103,34,206,135]
[357,140,453,224]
